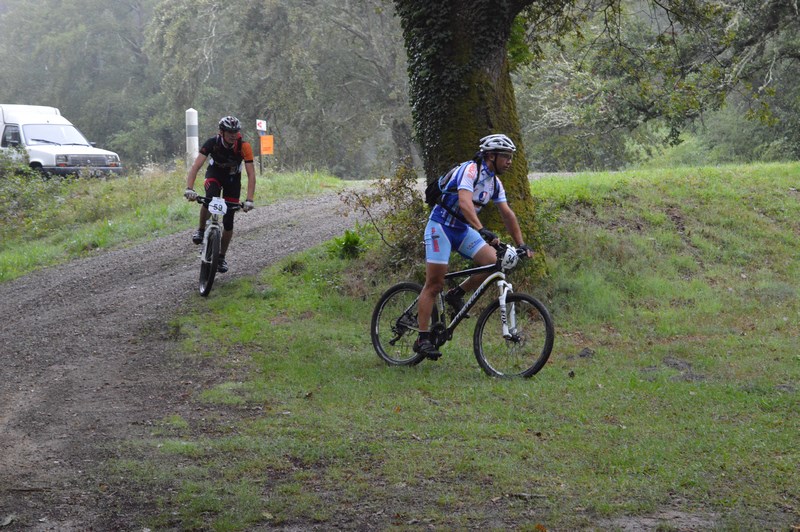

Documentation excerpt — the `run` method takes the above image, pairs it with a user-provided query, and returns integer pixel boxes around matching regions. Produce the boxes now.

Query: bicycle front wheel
[473,293,554,378]
[199,227,220,297]
[371,282,427,366]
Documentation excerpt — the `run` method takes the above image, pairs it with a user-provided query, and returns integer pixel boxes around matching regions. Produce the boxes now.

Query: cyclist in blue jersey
[415,134,534,360]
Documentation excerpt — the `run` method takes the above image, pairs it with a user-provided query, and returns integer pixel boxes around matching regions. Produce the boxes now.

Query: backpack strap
[436,157,500,224]
[435,159,481,224]
[436,197,469,224]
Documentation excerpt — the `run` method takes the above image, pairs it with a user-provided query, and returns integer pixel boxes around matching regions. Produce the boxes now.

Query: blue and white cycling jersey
[430,159,507,229]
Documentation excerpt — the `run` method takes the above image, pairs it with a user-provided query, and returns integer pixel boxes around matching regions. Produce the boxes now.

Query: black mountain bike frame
[397,260,512,348]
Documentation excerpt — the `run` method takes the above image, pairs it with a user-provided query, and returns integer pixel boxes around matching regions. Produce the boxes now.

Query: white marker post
[185,108,199,171]
[256,119,267,174]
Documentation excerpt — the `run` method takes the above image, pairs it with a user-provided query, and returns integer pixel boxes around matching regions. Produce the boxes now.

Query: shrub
[0,153,78,241]
[327,229,365,259]
[339,158,428,272]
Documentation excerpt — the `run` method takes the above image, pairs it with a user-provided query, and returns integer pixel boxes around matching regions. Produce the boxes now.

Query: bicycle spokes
[474,293,554,378]
[371,283,427,366]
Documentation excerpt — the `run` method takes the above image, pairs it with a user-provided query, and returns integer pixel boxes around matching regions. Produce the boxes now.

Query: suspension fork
[200,215,222,264]
[200,221,214,264]
[497,279,515,339]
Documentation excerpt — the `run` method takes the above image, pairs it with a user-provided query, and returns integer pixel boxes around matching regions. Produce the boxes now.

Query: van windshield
[23,124,90,146]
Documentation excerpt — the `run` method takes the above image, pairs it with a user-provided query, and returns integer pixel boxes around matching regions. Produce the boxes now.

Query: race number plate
[208,197,227,215]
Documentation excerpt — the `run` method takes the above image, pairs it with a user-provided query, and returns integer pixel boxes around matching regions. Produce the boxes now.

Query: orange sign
[260,135,274,155]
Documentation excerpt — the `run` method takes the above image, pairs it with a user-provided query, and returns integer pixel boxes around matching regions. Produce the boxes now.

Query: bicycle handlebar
[493,241,527,256]
[493,241,531,272]
[193,196,244,210]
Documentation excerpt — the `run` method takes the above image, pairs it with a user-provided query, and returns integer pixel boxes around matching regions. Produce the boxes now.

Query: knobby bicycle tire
[473,293,554,378]
[371,282,428,366]
[199,226,221,297]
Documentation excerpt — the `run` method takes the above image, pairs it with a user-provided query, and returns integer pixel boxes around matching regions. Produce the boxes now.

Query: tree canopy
[0,0,798,176]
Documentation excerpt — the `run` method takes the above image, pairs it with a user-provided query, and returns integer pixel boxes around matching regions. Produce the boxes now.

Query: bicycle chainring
[430,323,448,348]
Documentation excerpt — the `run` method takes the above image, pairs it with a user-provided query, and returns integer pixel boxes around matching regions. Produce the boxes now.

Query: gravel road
[0,190,363,530]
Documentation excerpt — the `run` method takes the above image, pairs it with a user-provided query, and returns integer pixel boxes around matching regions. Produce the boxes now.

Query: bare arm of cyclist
[240,141,256,204]
[244,161,256,203]
[496,202,531,256]
[186,153,208,191]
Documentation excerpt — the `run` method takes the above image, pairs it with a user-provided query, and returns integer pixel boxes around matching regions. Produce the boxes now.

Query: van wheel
[29,163,50,178]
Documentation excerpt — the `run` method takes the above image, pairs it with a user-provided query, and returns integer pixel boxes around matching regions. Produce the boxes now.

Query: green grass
[0,167,342,282]
[108,162,798,530]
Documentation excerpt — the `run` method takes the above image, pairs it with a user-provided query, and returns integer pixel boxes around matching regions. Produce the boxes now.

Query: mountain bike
[370,242,554,378]
[194,196,242,297]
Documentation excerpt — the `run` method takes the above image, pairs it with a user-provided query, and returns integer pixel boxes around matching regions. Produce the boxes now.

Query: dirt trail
[0,191,363,530]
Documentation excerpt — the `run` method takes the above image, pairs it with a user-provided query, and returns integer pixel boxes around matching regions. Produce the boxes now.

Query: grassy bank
[0,167,342,282]
[112,163,798,529]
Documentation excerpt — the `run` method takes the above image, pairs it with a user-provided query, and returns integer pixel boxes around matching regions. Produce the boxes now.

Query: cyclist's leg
[419,261,448,332]
[221,214,234,256]
[219,175,241,259]
[418,221,451,333]
[416,221,453,358]
[456,228,495,292]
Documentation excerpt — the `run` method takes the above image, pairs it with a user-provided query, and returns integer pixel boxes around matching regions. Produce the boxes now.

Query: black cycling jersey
[198,134,254,231]
[199,134,254,179]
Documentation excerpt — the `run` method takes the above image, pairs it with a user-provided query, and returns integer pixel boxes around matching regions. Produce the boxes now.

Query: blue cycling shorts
[423,220,487,265]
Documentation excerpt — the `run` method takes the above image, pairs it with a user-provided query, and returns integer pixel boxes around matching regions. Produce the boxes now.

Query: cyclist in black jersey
[184,116,256,274]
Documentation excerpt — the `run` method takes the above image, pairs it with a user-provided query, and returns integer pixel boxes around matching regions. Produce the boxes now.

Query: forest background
[0,0,798,178]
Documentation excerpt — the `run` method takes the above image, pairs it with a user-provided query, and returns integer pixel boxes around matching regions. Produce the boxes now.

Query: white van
[0,104,122,176]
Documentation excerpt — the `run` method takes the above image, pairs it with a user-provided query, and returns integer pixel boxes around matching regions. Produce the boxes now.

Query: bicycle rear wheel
[473,293,554,378]
[370,282,427,366]
[199,227,220,297]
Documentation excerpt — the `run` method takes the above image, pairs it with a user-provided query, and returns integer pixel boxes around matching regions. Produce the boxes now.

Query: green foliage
[641,95,800,169]
[339,159,428,272]
[695,90,800,163]
[0,160,79,239]
[327,229,366,259]
[145,0,413,178]
[0,0,164,167]
[513,0,800,171]
[0,0,413,177]
[0,149,35,179]
[507,14,537,72]
[3,0,799,177]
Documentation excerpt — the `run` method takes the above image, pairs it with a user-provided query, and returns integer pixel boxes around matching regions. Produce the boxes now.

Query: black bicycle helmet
[218,115,241,132]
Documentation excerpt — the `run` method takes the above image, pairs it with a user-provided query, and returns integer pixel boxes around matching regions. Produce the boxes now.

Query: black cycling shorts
[203,174,241,231]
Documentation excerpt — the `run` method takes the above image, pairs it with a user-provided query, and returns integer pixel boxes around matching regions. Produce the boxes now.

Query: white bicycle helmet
[218,115,241,132]
[479,134,516,153]
[500,246,519,270]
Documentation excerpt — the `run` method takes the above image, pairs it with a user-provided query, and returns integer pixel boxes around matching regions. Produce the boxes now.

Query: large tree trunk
[393,0,543,260]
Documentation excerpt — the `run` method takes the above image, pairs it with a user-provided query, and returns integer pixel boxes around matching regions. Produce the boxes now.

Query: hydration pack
[424,163,460,207]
